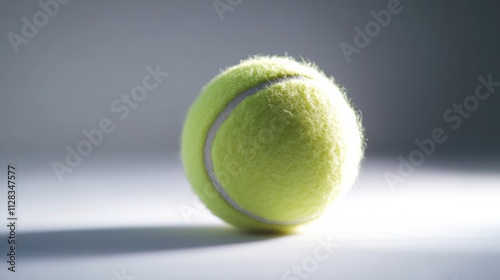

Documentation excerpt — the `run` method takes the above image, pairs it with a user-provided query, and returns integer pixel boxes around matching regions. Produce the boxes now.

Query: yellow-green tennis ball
[181,56,364,232]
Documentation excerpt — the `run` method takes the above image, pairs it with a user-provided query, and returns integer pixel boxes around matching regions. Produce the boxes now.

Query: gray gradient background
[1,0,499,162]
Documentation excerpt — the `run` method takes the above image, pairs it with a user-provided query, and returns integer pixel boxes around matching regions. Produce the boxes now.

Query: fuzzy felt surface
[181,56,364,232]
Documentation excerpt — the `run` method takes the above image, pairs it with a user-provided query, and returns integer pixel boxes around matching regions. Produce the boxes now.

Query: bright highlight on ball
[181,56,364,232]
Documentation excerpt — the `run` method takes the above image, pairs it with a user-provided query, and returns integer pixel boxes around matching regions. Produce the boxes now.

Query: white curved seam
[204,75,319,225]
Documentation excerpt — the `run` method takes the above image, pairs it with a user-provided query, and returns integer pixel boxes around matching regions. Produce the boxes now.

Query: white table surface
[0,156,499,280]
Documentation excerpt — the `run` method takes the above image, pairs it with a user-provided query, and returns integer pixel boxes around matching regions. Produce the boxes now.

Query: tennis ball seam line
[204,75,319,225]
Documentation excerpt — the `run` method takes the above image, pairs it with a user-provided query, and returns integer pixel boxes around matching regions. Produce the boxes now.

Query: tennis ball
[181,56,364,232]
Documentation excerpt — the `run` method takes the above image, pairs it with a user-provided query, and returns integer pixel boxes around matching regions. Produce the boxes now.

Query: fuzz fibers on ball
[181,56,364,232]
